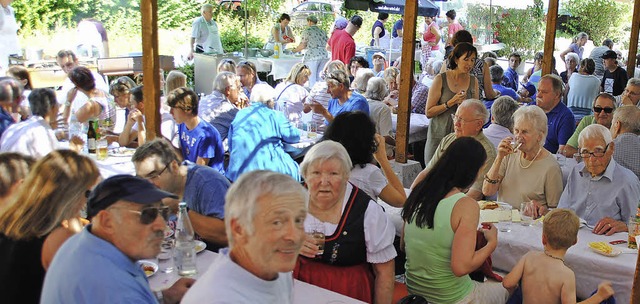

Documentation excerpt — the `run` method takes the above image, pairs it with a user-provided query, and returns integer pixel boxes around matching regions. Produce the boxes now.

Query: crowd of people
[1,2,639,303]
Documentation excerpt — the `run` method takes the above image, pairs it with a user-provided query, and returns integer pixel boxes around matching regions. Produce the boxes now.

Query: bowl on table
[244,48,259,57]
[259,49,274,57]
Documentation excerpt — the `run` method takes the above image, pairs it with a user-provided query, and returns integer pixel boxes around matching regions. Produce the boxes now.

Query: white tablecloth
[391,113,430,144]
[95,154,135,178]
[147,250,365,303]
[492,222,637,303]
[257,55,303,80]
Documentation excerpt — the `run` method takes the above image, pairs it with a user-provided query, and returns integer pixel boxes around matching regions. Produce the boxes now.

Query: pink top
[448,22,463,38]
[423,21,440,51]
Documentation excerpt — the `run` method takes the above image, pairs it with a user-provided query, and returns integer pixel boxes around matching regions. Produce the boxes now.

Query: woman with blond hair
[274,62,311,123]
[0,152,34,212]
[0,150,100,303]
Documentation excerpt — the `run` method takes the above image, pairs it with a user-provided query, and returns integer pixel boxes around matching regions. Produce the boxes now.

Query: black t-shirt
[601,66,628,96]
[0,233,46,304]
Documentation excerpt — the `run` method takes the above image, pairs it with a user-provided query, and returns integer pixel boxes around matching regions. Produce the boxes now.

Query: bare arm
[577,282,614,304]
[310,102,333,123]
[293,41,307,53]
[482,137,511,196]
[450,197,497,276]
[425,74,466,118]
[188,210,228,246]
[429,26,440,47]
[482,64,498,99]
[559,47,571,63]
[372,260,395,304]
[195,157,209,166]
[188,37,196,60]
[373,27,382,47]
[373,134,406,207]
[502,254,526,290]
[75,100,103,123]
[162,278,196,304]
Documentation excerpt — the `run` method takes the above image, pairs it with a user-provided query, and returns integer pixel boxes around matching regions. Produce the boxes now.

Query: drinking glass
[510,140,522,153]
[96,139,108,161]
[628,217,640,250]
[520,202,534,226]
[296,121,307,137]
[158,239,175,273]
[499,206,512,232]
[307,121,318,139]
[306,223,325,256]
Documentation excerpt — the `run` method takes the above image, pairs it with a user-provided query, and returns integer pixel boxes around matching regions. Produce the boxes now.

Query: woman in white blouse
[296,140,396,304]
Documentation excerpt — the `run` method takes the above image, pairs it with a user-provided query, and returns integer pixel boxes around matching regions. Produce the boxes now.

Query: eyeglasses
[451,114,481,124]
[593,106,613,114]
[114,205,171,225]
[579,143,610,159]
[140,163,170,180]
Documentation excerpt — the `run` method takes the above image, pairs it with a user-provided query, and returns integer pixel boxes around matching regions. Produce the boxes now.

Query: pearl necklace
[519,147,542,169]
[544,250,565,264]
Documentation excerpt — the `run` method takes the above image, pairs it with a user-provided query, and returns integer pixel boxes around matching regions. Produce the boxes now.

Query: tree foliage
[562,0,629,45]
[493,0,545,60]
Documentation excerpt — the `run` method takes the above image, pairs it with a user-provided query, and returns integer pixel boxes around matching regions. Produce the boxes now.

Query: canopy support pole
[141,0,160,140]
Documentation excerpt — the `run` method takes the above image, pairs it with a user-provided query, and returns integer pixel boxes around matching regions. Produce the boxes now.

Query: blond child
[502,208,614,304]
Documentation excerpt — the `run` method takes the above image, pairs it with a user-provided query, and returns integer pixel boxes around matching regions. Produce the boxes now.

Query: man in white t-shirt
[187,4,223,60]
[182,170,308,303]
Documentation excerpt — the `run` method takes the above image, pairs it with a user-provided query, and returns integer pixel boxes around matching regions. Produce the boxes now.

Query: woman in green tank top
[402,137,510,303]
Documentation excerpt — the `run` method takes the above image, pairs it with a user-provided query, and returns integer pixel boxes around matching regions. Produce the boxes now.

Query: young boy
[502,52,521,92]
[502,209,614,304]
[167,87,225,174]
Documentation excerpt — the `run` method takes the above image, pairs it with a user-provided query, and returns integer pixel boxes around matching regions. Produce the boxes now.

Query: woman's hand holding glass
[497,137,520,158]
[299,232,323,258]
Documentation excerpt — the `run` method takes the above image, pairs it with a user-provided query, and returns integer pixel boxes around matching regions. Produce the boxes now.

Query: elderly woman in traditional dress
[482,105,563,215]
[295,140,396,303]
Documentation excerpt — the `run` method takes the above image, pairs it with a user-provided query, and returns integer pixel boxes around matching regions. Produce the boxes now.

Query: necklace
[519,147,542,169]
[544,250,565,264]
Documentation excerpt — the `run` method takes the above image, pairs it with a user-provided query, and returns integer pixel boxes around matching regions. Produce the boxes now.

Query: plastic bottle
[87,120,97,154]
[173,202,197,276]
[274,42,281,59]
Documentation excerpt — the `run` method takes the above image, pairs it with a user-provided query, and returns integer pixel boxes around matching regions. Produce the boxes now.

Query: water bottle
[173,202,197,276]
[68,115,88,154]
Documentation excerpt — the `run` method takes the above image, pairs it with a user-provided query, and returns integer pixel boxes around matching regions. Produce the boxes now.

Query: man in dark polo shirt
[536,74,575,154]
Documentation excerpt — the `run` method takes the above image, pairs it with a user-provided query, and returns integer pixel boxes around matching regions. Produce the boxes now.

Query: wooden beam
[394,0,418,164]
[542,0,559,76]
[633,249,640,304]
[626,0,640,79]
[141,0,160,140]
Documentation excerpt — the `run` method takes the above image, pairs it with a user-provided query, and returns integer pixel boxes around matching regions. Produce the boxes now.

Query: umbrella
[344,0,440,17]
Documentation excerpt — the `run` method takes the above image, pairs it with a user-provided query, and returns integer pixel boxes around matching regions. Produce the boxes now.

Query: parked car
[290,1,336,27]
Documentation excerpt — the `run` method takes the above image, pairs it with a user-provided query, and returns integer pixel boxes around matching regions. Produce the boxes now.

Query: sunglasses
[593,106,613,114]
[115,205,171,225]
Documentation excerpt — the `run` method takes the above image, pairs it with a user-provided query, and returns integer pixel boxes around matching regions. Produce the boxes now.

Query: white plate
[139,260,158,277]
[590,245,622,257]
[195,240,206,253]
[109,147,136,157]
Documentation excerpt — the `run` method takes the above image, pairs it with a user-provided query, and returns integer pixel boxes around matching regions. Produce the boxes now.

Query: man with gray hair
[610,105,640,179]
[558,124,640,235]
[0,88,59,158]
[188,3,223,60]
[412,99,497,200]
[484,96,520,148]
[182,170,308,303]
[615,78,640,108]
[536,74,576,154]
[198,72,241,142]
[310,69,369,124]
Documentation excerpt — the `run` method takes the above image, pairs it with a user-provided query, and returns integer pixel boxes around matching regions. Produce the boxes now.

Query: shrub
[493,0,545,60]
[562,0,630,46]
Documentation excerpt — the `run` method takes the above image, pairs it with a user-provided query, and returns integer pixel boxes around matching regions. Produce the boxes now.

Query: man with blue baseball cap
[41,175,194,304]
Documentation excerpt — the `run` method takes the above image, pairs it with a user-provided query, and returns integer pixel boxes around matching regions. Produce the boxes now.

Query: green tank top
[404,192,474,303]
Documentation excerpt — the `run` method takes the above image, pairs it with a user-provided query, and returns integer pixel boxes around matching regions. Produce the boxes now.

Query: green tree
[563,0,630,45]
[493,0,545,60]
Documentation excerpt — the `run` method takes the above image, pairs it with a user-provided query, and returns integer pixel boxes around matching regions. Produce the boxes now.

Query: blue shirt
[492,83,519,100]
[198,91,239,141]
[392,19,403,38]
[0,108,15,137]
[226,102,301,182]
[502,67,519,91]
[41,226,157,304]
[184,161,229,220]
[543,102,575,153]
[326,92,369,125]
[178,119,225,173]
[558,159,640,226]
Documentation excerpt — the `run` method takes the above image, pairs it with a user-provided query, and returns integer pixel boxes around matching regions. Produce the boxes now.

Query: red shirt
[329,29,355,66]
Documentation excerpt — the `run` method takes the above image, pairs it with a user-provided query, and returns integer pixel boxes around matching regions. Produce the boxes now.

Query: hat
[372,52,385,60]
[87,175,178,218]
[334,17,348,30]
[350,15,363,28]
[307,15,318,24]
[601,50,617,59]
